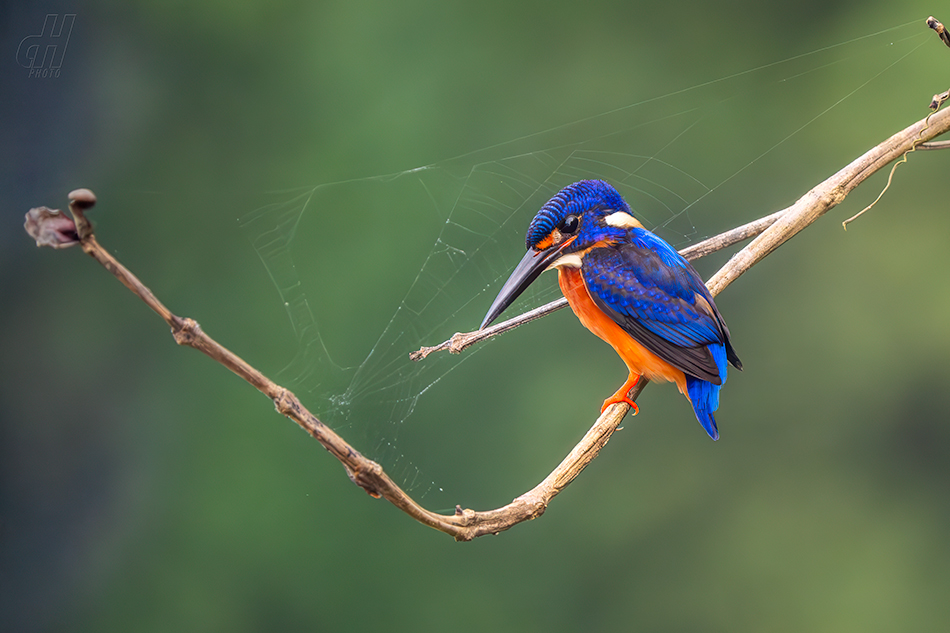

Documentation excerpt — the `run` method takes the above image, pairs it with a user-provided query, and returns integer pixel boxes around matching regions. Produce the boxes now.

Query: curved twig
[706,106,950,296]
[24,105,950,541]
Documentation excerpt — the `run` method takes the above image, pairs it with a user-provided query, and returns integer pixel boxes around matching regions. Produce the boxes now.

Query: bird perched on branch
[480,180,741,440]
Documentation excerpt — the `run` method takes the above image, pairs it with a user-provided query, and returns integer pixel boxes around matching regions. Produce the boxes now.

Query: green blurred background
[3,1,950,631]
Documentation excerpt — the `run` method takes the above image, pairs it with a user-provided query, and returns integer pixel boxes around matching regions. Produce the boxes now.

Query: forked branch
[24,101,950,542]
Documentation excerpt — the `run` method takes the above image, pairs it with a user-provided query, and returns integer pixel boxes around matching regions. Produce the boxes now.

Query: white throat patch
[547,253,583,270]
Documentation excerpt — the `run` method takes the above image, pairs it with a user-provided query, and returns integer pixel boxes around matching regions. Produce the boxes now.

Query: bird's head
[480,180,642,329]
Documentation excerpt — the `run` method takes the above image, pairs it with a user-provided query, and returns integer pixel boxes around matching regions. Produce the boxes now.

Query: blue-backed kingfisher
[480,180,741,440]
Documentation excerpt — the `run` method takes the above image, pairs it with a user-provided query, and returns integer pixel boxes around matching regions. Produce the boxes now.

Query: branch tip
[65,188,97,240]
[927,16,950,48]
[68,188,97,210]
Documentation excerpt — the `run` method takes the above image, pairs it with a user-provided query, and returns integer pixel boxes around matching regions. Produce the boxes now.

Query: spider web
[239,21,928,506]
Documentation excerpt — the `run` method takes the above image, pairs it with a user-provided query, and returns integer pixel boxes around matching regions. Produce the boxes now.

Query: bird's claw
[600,395,639,415]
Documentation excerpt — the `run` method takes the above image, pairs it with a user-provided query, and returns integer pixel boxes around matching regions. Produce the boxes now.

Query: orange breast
[558,267,688,395]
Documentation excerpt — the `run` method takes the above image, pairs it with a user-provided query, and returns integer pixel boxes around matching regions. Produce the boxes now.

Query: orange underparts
[557,267,689,415]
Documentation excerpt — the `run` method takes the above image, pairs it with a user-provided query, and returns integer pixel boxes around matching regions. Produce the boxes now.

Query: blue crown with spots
[525,180,631,250]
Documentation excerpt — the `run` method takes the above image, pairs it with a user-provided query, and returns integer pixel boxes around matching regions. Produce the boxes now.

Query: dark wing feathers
[582,232,739,383]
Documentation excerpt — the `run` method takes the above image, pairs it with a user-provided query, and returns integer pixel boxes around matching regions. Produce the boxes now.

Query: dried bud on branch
[24,206,80,249]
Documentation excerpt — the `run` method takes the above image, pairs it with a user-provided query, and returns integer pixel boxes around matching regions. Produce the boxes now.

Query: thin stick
[25,105,950,541]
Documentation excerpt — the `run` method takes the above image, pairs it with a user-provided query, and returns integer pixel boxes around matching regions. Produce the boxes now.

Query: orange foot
[600,374,641,415]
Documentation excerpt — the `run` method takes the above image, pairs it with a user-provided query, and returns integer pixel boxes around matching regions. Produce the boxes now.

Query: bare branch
[708,106,950,296]
[25,104,950,540]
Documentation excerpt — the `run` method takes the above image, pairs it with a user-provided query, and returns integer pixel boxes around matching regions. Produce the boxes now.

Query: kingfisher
[480,180,741,440]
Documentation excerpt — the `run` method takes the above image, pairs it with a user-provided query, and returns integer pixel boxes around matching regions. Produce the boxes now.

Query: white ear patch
[604,211,642,229]
[547,253,583,270]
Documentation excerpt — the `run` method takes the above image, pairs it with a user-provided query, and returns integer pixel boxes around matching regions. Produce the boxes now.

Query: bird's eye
[560,214,579,234]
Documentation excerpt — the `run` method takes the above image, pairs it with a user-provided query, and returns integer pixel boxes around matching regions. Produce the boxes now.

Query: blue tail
[686,344,728,440]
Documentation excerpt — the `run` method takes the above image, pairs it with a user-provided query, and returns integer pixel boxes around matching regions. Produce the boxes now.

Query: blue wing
[582,228,741,383]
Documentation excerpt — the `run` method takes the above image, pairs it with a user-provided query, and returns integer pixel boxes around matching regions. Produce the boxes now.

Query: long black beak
[480,241,572,330]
